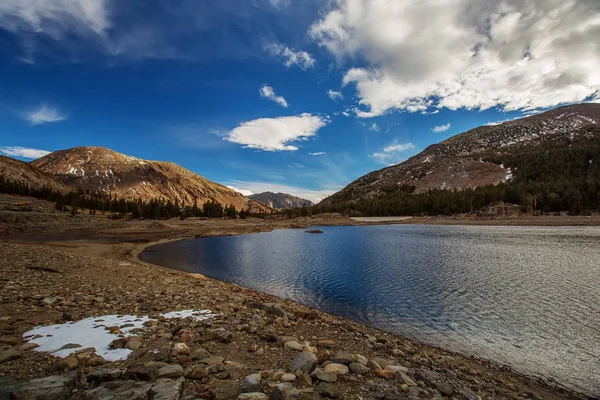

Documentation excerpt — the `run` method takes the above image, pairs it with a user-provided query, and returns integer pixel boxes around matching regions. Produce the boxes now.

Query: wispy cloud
[432,123,451,133]
[0,146,51,159]
[23,104,67,125]
[309,152,326,156]
[327,90,343,101]
[259,85,288,108]
[264,42,315,70]
[368,123,380,132]
[224,114,328,152]
[370,141,415,164]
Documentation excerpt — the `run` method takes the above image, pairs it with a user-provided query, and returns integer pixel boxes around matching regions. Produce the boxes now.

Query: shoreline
[0,206,597,399]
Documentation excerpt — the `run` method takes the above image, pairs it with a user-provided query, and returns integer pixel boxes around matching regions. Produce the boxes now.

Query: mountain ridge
[248,192,313,209]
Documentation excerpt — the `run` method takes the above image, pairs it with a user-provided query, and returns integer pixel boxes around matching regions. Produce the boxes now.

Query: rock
[241,373,262,393]
[87,368,123,383]
[158,364,184,379]
[332,350,354,365]
[61,356,79,370]
[311,368,338,383]
[284,341,303,351]
[317,340,335,348]
[126,336,142,350]
[150,377,185,400]
[124,365,158,382]
[436,382,455,396]
[323,363,349,375]
[238,393,268,400]
[19,342,39,351]
[367,359,381,371]
[87,354,106,367]
[59,343,82,350]
[349,362,370,374]
[86,380,153,400]
[172,342,190,356]
[0,348,21,363]
[109,338,127,349]
[281,374,296,382]
[385,365,409,374]
[317,382,339,398]
[375,368,394,379]
[189,347,211,360]
[0,336,20,346]
[372,358,393,369]
[10,372,78,400]
[394,371,417,386]
[294,371,312,388]
[201,355,225,365]
[184,365,209,380]
[269,382,295,400]
[290,351,318,374]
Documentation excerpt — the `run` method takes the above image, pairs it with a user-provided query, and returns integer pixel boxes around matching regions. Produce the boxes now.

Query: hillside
[0,155,74,195]
[322,104,600,205]
[248,192,313,209]
[318,103,600,215]
[31,147,268,212]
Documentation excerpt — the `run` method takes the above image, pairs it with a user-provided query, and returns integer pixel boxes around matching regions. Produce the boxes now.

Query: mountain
[0,155,74,195]
[248,192,313,209]
[321,103,600,206]
[31,146,269,212]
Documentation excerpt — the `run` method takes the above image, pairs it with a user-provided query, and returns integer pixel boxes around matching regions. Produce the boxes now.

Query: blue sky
[1,0,598,201]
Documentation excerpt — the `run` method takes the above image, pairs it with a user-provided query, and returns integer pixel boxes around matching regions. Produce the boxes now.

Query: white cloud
[259,85,288,108]
[370,141,415,164]
[0,146,51,159]
[310,0,600,117]
[23,105,67,125]
[432,123,451,133]
[264,42,315,70]
[227,181,337,203]
[227,185,254,197]
[224,113,327,151]
[328,90,344,101]
[368,123,380,132]
[309,152,326,156]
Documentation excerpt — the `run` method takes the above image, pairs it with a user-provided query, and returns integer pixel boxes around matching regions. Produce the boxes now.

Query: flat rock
[158,364,184,379]
[87,368,123,383]
[394,371,417,386]
[332,350,354,365]
[150,377,185,400]
[86,380,153,400]
[0,348,21,363]
[7,372,77,400]
[385,365,409,374]
[349,362,370,375]
[238,393,268,399]
[311,368,338,383]
[124,365,158,382]
[284,341,303,351]
[323,363,349,375]
[201,355,225,365]
[290,351,318,374]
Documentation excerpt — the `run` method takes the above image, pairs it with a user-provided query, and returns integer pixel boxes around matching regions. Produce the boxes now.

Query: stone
[317,382,339,398]
[0,336,20,346]
[158,364,184,379]
[317,340,335,348]
[61,356,79,370]
[124,365,159,382]
[126,336,142,350]
[385,365,409,374]
[0,348,21,363]
[201,355,225,365]
[436,382,454,396]
[290,351,318,374]
[87,368,123,383]
[372,358,393,369]
[189,347,211,360]
[332,350,354,365]
[172,342,190,356]
[349,362,370,375]
[87,354,107,367]
[311,369,338,383]
[281,374,296,382]
[269,382,295,400]
[11,372,78,400]
[294,371,312,388]
[86,380,153,400]
[367,359,381,371]
[19,342,39,351]
[394,371,417,386]
[375,368,394,379]
[323,363,349,375]
[184,365,209,380]
[238,393,268,400]
[59,343,82,350]
[150,377,185,400]
[284,341,303,351]
[241,373,262,393]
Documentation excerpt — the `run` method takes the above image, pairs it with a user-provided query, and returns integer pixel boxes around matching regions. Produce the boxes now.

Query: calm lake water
[141,225,600,396]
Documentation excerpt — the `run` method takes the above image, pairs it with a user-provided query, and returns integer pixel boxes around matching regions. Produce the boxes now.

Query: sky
[0,0,599,202]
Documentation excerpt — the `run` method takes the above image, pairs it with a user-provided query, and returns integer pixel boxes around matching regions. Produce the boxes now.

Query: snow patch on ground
[22,309,216,362]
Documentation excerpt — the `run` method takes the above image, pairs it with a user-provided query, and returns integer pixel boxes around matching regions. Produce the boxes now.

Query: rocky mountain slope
[321,103,600,205]
[31,147,268,212]
[248,192,313,209]
[0,155,74,195]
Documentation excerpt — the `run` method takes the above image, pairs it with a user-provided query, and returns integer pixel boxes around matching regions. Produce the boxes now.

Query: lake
[141,224,600,396]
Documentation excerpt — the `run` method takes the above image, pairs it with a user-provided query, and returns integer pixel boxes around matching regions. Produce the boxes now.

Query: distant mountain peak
[249,192,313,209]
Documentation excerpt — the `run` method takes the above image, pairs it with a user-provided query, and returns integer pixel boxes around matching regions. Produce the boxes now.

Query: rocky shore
[0,197,595,399]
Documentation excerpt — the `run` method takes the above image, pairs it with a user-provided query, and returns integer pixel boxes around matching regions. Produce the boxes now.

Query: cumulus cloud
[224,113,328,151]
[259,85,288,108]
[0,146,51,159]
[309,152,326,156]
[432,123,451,133]
[264,42,315,70]
[23,105,67,125]
[310,0,600,117]
[328,90,344,101]
[370,141,415,164]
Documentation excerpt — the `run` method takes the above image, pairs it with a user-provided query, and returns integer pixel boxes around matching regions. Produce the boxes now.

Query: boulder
[290,351,318,374]
[157,364,184,379]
